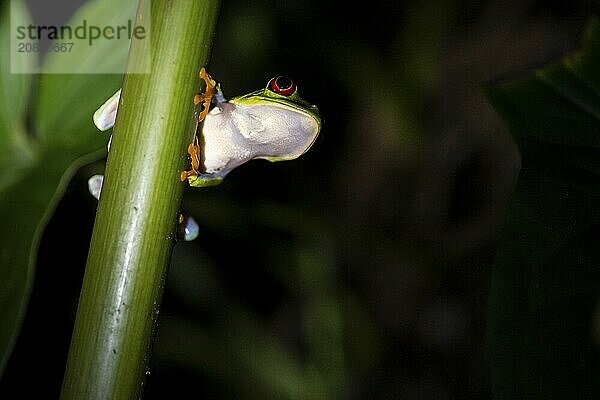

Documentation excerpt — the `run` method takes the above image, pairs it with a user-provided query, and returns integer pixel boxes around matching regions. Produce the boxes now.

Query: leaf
[486,18,600,399]
[0,0,36,375]
[0,0,137,376]
[0,0,35,191]
[35,0,139,146]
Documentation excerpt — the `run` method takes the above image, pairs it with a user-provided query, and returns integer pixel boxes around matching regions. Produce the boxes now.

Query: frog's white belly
[200,102,319,178]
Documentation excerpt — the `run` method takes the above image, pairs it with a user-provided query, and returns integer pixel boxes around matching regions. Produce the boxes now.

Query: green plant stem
[60,1,219,398]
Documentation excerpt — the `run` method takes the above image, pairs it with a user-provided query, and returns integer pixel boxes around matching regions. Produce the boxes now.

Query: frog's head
[229,76,321,161]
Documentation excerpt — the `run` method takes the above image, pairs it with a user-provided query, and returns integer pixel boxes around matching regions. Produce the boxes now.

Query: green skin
[187,176,223,187]
[232,88,321,127]
[187,80,322,187]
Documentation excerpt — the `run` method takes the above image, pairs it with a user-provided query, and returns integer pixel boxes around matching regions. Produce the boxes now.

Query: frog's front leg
[194,67,217,122]
[179,134,202,182]
[180,67,218,184]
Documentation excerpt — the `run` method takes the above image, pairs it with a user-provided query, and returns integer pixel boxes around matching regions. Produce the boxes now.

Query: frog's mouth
[231,90,321,126]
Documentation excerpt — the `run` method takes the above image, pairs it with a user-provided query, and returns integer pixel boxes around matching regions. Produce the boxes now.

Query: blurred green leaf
[0,0,35,191]
[36,0,137,145]
[486,18,600,399]
[0,0,135,376]
[0,0,36,375]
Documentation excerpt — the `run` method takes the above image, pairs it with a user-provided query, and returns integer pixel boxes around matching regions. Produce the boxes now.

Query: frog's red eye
[268,76,297,96]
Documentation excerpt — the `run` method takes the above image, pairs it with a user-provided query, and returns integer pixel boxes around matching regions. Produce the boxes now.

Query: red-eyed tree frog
[88,69,321,241]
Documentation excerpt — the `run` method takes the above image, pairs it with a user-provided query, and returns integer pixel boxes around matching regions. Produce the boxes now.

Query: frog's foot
[177,212,199,241]
[88,174,104,200]
[180,135,202,182]
[193,67,217,123]
[93,89,121,131]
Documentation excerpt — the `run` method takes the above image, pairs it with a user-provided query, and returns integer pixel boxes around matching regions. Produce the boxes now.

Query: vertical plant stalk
[61,0,219,398]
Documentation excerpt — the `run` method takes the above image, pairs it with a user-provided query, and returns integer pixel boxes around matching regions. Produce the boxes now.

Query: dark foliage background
[1,0,598,398]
